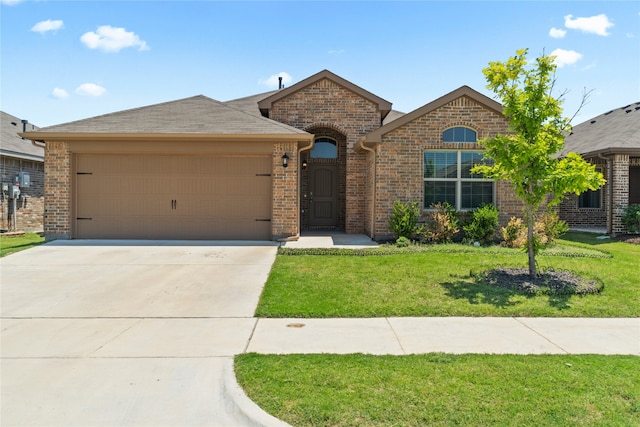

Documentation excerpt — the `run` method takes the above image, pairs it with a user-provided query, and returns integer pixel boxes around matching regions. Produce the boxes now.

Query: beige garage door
[75,154,272,239]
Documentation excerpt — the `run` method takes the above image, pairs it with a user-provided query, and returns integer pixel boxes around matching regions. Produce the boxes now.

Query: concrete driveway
[1,240,278,427]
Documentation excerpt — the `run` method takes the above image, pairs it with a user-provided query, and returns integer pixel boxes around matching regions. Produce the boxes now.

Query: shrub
[422,202,459,243]
[502,217,527,248]
[463,204,499,245]
[622,204,640,233]
[395,236,411,247]
[501,212,568,248]
[388,201,423,239]
[536,210,569,244]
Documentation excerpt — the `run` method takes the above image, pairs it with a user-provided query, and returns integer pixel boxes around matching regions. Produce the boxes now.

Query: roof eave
[20,132,313,143]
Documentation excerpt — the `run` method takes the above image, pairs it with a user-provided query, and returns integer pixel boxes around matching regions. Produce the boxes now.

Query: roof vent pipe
[21,119,28,132]
[278,76,283,89]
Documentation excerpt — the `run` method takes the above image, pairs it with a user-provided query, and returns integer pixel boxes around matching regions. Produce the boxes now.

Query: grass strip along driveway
[0,233,44,257]
[237,232,640,426]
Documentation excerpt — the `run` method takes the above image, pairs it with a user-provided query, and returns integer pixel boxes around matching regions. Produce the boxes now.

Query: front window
[442,126,477,143]
[311,137,338,159]
[424,150,494,210]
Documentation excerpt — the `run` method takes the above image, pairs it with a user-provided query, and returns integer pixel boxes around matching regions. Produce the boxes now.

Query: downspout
[598,153,613,235]
[278,138,314,242]
[357,138,377,239]
[31,140,46,149]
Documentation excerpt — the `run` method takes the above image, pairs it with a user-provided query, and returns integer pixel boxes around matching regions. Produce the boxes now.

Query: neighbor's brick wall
[271,142,298,239]
[374,95,518,239]
[44,141,72,239]
[0,156,44,232]
[269,78,382,233]
[611,154,629,235]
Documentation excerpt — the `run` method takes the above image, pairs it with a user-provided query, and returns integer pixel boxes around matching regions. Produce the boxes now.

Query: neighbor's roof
[24,95,310,140]
[561,102,640,157]
[1,111,43,161]
[362,85,502,144]
[257,70,394,120]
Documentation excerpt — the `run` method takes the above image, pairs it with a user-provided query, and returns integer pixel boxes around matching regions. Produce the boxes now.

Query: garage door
[74,154,272,239]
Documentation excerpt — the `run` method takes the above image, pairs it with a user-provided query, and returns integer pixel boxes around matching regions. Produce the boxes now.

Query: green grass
[235,353,640,427]
[256,232,640,318]
[0,232,45,257]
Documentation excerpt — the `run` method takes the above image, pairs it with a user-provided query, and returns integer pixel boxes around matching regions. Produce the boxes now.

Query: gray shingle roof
[1,111,43,161]
[562,102,640,157]
[223,90,278,117]
[36,95,309,135]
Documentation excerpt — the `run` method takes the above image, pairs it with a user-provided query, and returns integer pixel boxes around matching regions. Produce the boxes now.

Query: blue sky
[1,1,638,127]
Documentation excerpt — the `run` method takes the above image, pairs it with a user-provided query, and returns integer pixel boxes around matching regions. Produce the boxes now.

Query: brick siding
[373,95,519,239]
[268,78,382,233]
[43,141,72,239]
[0,156,44,232]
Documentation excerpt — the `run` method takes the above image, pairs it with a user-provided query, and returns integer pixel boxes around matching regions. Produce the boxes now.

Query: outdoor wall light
[282,153,289,168]
[302,160,308,170]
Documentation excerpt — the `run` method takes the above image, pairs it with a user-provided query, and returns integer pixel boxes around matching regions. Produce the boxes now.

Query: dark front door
[308,164,338,228]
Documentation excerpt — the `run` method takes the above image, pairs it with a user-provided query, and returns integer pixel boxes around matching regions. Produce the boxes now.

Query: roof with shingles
[35,95,309,135]
[1,111,43,161]
[561,102,640,157]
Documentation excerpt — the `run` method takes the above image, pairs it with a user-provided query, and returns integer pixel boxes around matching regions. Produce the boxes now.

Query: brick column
[611,154,629,235]
[271,142,298,239]
[44,140,72,240]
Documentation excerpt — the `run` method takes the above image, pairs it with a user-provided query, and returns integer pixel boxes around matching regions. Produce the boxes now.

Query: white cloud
[549,27,566,39]
[51,88,69,99]
[31,19,64,34]
[564,14,614,36]
[80,25,149,52]
[75,83,107,96]
[258,72,293,88]
[0,0,25,5]
[550,48,583,68]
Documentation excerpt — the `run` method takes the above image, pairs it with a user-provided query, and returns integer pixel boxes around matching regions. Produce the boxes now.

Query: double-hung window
[578,167,602,208]
[423,127,494,210]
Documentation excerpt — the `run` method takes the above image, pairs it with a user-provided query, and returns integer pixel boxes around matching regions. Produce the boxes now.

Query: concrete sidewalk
[247,317,640,355]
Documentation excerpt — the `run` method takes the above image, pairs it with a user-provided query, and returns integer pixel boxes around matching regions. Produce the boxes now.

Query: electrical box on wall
[18,172,30,188]
[8,185,20,199]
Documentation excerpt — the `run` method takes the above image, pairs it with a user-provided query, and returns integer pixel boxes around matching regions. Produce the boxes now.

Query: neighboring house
[22,69,623,241]
[559,103,640,235]
[1,111,44,232]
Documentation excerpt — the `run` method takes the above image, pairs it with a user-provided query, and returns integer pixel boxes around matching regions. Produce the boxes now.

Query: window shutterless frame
[423,150,495,210]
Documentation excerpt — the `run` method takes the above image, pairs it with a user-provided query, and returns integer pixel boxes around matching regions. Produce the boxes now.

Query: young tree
[472,49,605,277]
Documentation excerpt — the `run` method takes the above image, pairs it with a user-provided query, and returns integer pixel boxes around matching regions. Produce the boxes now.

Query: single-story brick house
[559,103,640,235]
[1,111,44,232]
[22,69,629,241]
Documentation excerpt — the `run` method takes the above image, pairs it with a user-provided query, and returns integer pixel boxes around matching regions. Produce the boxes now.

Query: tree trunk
[526,208,537,278]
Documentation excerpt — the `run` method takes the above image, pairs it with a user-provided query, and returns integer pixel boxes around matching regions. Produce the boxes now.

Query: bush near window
[422,202,459,243]
[622,204,640,233]
[388,200,423,239]
[463,204,499,245]
[502,217,527,248]
[501,212,568,249]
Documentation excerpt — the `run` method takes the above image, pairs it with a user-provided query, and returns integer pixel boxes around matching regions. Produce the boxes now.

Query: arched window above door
[311,137,338,159]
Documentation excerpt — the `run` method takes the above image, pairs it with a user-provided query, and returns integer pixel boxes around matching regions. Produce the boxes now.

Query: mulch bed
[614,234,640,245]
[478,267,604,295]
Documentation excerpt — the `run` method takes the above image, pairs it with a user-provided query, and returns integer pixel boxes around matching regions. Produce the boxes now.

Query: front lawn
[235,353,640,427]
[256,232,640,318]
[0,232,45,257]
